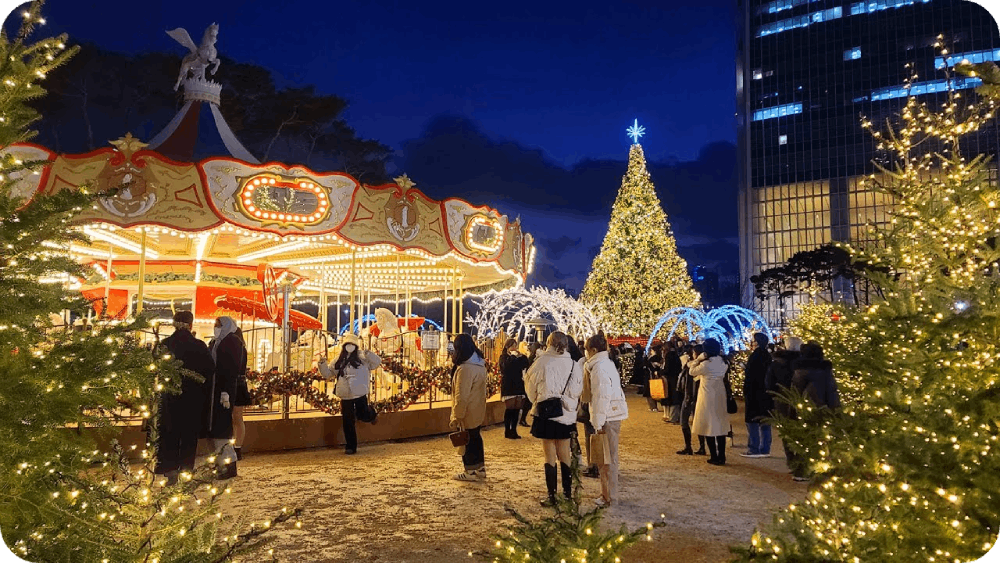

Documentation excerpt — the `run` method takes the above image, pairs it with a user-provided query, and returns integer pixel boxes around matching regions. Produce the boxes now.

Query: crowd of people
[154,312,842,503]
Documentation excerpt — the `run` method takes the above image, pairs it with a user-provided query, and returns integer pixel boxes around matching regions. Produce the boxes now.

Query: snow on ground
[223,394,807,562]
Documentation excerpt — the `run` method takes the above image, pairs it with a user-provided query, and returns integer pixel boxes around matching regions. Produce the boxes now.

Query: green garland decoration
[246,356,501,416]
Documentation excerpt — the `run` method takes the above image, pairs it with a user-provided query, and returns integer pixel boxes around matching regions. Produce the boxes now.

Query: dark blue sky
[36,0,739,292]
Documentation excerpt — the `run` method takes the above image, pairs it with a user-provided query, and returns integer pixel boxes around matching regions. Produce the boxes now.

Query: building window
[871,76,982,101]
[753,68,763,80]
[756,0,821,15]
[753,103,804,121]
[779,135,788,145]
[844,47,862,60]
[756,6,843,37]
[849,0,932,16]
[936,47,1000,69]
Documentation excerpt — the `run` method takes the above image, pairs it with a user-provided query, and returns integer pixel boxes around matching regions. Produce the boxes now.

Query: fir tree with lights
[735,78,1000,562]
[483,464,665,562]
[582,122,700,336]
[0,3,298,560]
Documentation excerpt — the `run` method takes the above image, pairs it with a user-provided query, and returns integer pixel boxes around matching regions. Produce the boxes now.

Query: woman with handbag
[584,333,629,507]
[524,331,584,507]
[449,334,489,481]
[690,338,731,466]
[499,338,529,439]
[317,333,381,455]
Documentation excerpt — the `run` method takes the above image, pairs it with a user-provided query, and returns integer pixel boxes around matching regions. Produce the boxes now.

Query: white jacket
[318,350,382,400]
[585,351,628,431]
[524,348,583,426]
[690,354,729,437]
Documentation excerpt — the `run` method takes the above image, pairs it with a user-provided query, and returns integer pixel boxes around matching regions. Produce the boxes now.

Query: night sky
[31,0,739,293]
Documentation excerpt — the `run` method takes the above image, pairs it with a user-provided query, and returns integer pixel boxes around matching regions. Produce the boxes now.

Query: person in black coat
[663,342,684,423]
[741,332,774,458]
[155,311,215,484]
[499,338,530,439]
[785,340,840,481]
[765,336,801,472]
[206,316,246,479]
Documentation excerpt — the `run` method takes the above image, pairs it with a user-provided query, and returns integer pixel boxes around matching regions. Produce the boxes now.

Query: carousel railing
[123,326,507,422]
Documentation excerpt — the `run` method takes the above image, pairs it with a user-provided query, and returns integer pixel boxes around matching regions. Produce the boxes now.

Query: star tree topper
[626,118,646,144]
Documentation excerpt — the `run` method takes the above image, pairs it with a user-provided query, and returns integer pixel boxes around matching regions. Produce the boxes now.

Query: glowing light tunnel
[644,305,776,354]
[339,314,443,335]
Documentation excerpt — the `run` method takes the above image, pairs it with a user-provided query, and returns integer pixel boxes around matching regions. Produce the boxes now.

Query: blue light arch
[643,306,776,354]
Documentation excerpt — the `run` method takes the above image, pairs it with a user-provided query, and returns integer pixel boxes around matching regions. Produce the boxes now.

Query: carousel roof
[2,29,535,310]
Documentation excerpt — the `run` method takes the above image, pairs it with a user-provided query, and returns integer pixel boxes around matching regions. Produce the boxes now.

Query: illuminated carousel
[3,24,534,430]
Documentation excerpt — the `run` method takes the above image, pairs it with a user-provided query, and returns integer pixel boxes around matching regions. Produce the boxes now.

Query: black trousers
[155,391,204,474]
[520,400,532,423]
[341,395,374,451]
[462,426,485,471]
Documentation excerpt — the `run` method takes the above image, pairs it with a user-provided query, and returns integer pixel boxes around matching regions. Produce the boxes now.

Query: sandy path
[224,395,806,562]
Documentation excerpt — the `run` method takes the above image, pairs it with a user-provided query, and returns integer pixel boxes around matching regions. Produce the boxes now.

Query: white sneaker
[454,470,483,482]
[475,469,487,480]
[593,497,611,507]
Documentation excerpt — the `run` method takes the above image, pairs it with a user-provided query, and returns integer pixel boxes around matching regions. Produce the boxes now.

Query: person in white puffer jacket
[317,333,381,455]
[584,333,629,507]
[524,331,583,507]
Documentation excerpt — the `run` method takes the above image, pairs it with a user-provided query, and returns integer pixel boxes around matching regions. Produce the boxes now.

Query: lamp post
[525,317,552,345]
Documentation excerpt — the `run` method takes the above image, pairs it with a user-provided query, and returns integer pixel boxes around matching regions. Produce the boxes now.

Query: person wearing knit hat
[318,333,382,454]
[154,310,215,485]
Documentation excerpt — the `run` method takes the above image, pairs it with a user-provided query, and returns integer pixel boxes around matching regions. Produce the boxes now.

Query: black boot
[677,427,693,455]
[234,447,243,461]
[706,437,719,465]
[504,410,521,439]
[540,464,558,507]
[560,463,573,500]
[715,436,727,465]
[694,435,707,455]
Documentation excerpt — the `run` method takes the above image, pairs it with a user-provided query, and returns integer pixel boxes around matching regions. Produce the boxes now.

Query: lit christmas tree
[735,76,1000,561]
[0,3,298,560]
[582,121,701,336]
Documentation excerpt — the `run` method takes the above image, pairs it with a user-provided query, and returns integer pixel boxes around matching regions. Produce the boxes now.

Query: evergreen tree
[483,464,665,562]
[582,143,700,336]
[0,3,298,560]
[735,85,1000,562]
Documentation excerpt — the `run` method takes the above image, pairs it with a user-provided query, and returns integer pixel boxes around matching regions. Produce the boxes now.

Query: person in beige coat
[450,334,488,482]
[690,338,731,466]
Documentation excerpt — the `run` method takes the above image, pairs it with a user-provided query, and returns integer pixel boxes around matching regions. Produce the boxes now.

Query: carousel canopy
[2,24,535,319]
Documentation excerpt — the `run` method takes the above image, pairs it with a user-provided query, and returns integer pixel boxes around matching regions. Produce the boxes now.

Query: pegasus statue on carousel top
[167,23,221,91]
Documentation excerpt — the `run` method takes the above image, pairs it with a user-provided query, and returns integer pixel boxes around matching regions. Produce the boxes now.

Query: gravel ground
[223,394,807,562]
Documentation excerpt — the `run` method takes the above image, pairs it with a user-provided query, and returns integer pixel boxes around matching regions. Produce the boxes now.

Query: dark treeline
[30,43,392,183]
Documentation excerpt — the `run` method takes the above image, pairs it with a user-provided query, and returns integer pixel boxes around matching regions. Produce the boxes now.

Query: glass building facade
[737,0,1000,325]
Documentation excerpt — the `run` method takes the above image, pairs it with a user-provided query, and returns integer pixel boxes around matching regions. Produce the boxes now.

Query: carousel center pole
[395,256,401,317]
[319,273,327,332]
[136,230,147,315]
[281,283,292,420]
[349,249,357,335]
[458,274,464,335]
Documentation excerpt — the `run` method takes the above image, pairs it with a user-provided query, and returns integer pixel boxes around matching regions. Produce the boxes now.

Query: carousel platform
[104,398,507,455]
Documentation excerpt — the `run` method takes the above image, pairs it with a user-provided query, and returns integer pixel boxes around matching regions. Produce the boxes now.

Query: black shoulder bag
[723,360,739,414]
[536,360,574,420]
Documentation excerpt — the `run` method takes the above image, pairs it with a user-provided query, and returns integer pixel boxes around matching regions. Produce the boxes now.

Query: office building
[737,0,1000,325]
